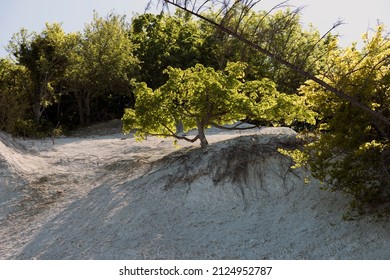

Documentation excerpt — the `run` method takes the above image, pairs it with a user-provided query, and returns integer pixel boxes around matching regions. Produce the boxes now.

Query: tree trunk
[85,93,91,125]
[32,101,42,125]
[32,87,43,124]
[175,121,184,134]
[197,123,209,148]
[75,92,85,126]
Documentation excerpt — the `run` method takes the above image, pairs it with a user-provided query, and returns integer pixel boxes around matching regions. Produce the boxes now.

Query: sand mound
[1,126,390,259]
[0,132,51,220]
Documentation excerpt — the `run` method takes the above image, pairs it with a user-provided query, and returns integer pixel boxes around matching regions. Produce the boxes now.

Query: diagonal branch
[163,0,390,128]
[159,121,200,142]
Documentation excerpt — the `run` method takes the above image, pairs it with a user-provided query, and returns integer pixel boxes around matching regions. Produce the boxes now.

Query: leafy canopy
[122,62,315,147]
[65,12,139,126]
[0,59,32,135]
[201,7,337,94]
[7,23,71,124]
[131,11,206,89]
[282,26,390,214]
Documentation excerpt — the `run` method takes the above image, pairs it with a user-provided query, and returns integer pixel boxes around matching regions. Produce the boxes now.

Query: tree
[122,62,315,147]
[158,0,390,129]
[156,0,390,214]
[7,23,70,125]
[0,59,32,135]
[131,11,205,89]
[200,7,335,95]
[284,26,390,213]
[66,13,139,126]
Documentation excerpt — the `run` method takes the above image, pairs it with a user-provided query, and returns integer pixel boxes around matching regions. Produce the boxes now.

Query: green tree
[162,0,389,128]
[285,26,390,213]
[122,62,315,147]
[66,13,139,126]
[169,3,337,95]
[0,59,32,135]
[131,11,205,89]
[162,0,390,215]
[8,24,70,125]
[245,10,335,95]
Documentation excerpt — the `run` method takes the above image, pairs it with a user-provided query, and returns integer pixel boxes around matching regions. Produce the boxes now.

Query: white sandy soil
[1,120,389,259]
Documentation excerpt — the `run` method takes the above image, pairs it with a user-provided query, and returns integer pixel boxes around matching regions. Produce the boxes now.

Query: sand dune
[1,123,389,259]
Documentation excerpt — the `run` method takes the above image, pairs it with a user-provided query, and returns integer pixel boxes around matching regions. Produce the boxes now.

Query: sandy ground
[1,120,390,260]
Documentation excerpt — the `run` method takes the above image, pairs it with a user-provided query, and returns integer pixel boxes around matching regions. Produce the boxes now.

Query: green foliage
[0,9,325,137]
[202,8,337,94]
[0,59,32,135]
[8,23,71,124]
[4,12,139,131]
[123,62,315,147]
[131,11,205,89]
[284,26,390,214]
[66,12,139,126]
[1,3,389,218]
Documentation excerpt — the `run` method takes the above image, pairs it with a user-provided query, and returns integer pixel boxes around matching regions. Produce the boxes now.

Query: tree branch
[138,128,200,143]
[210,121,260,130]
[163,0,390,128]
[154,121,201,143]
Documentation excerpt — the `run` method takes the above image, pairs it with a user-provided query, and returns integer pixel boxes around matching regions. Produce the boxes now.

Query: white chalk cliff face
[1,123,390,259]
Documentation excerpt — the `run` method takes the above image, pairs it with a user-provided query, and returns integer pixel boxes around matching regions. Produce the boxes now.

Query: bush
[284,26,390,215]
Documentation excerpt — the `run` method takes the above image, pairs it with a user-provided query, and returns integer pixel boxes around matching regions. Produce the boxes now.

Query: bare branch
[196,0,211,14]
[251,0,291,37]
[137,123,201,143]
[143,131,201,143]
[210,122,260,130]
